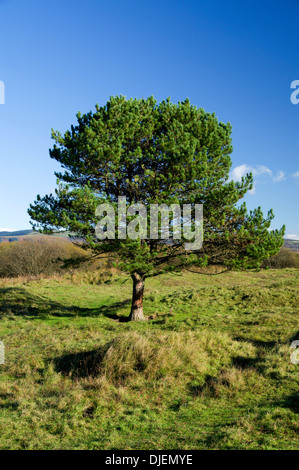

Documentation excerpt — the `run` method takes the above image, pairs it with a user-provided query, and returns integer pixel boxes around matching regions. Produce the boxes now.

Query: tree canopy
[28,96,285,320]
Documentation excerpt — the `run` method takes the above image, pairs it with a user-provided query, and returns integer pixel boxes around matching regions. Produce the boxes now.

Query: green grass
[0,269,298,450]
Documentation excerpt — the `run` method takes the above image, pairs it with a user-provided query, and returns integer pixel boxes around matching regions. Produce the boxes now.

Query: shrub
[262,247,299,269]
[0,237,87,277]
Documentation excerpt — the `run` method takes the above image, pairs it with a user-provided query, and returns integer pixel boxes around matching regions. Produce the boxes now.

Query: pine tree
[28,96,285,320]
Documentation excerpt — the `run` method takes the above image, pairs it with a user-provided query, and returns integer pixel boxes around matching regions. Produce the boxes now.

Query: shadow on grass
[0,286,130,321]
[189,354,266,398]
[290,330,299,342]
[231,355,264,371]
[53,347,106,378]
[274,393,299,414]
[188,374,218,397]
[233,336,277,349]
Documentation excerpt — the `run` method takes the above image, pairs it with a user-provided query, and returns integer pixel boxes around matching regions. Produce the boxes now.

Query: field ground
[0,268,298,450]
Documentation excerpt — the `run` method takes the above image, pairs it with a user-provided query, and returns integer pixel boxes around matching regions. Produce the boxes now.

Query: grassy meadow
[0,268,298,450]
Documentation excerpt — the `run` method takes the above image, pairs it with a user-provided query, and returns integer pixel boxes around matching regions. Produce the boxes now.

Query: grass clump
[55,330,256,387]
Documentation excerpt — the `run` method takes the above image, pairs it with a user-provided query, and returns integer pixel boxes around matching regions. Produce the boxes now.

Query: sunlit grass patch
[0,268,298,449]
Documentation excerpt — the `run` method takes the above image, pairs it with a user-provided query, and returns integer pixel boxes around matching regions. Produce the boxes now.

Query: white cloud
[230,164,252,181]
[286,233,299,241]
[230,164,273,182]
[0,228,13,232]
[229,165,286,193]
[254,165,273,178]
[273,171,286,183]
[292,171,299,182]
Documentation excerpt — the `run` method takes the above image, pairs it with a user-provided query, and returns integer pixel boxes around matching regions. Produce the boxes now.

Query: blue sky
[0,0,298,238]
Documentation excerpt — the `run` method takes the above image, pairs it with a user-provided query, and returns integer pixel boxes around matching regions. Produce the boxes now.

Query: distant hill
[0,230,71,243]
[1,230,299,252]
[0,230,33,237]
[284,239,299,252]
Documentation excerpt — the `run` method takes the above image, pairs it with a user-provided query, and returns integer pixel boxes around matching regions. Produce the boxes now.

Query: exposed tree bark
[129,273,146,321]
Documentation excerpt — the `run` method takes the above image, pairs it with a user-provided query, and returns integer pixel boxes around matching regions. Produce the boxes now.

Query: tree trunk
[129,273,146,321]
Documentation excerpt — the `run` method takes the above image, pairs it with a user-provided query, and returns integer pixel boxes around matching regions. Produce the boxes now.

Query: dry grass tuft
[54,330,257,388]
